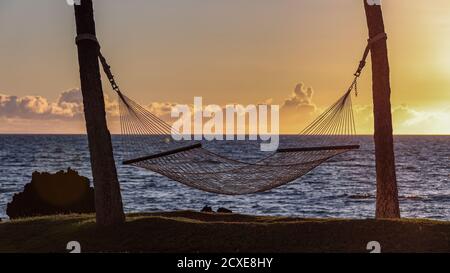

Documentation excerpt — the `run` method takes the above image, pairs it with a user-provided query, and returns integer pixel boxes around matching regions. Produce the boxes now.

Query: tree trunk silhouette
[74,0,125,226]
[363,1,400,218]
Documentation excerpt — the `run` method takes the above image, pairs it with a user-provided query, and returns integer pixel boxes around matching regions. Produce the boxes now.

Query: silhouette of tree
[363,1,401,218]
[73,0,125,226]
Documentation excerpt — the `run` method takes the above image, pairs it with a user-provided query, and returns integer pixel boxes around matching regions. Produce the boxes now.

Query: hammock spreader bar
[277,144,360,153]
[123,143,202,165]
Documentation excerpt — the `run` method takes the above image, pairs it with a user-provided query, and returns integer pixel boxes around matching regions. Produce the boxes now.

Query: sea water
[0,135,448,220]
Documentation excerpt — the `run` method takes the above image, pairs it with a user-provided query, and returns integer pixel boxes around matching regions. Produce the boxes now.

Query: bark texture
[363,1,401,218]
[74,0,125,226]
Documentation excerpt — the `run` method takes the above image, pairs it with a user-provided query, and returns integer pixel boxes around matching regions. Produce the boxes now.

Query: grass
[0,211,449,253]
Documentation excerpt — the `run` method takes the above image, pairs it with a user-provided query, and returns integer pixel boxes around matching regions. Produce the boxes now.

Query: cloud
[282,83,316,112]
[278,83,318,133]
[58,88,83,105]
[0,83,321,134]
[0,89,82,120]
[105,83,319,134]
[392,105,450,134]
[0,89,121,133]
[0,88,181,133]
[146,102,179,122]
[276,82,450,134]
[0,88,119,121]
[0,93,53,119]
[354,104,450,134]
[2,86,448,135]
[353,105,374,134]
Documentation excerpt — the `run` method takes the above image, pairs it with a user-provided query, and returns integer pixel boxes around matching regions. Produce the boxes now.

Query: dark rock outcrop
[6,168,95,219]
[217,207,233,213]
[201,206,213,213]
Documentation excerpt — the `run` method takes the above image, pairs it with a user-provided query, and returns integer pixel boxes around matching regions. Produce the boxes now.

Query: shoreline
[1,211,449,253]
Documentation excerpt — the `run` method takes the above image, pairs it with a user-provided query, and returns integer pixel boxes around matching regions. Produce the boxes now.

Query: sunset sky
[0,0,449,134]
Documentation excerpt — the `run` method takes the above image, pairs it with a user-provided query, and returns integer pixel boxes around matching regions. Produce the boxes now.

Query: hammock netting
[114,84,359,195]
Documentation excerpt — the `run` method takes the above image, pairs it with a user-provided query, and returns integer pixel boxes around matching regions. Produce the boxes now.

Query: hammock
[77,33,386,195]
[116,89,358,195]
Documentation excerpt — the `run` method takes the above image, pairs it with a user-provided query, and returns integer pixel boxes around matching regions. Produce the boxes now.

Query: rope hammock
[75,32,386,195]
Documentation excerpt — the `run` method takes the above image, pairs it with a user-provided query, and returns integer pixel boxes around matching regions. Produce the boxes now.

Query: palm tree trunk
[74,0,125,226]
[363,1,400,218]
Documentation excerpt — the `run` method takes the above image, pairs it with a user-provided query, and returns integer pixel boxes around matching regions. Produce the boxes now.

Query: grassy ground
[0,211,449,253]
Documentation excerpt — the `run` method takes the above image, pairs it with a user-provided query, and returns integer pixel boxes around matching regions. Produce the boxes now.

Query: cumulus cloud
[141,82,319,134]
[282,83,316,112]
[0,83,320,134]
[1,86,448,135]
[0,89,81,120]
[146,102,179,122]
[0,94,53,119]
[278,83,318,133]
[58,88,83,105]
[0,88,120,121]
[392,105,450,134]
[354,104,450,134]
[0,89,122,133]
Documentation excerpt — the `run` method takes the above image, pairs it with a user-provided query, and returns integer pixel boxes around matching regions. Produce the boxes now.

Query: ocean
[0,135,449,220]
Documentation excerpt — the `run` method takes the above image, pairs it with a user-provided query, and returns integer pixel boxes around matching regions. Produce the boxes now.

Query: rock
[201,206,213,213]
[6,168,95,219]
[217,207,233,213]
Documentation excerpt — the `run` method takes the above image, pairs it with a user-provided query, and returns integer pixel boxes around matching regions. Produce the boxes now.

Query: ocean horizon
[1,134,449,220]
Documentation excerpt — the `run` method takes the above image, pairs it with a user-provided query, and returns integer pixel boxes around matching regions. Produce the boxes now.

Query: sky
[0,0,449,134]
